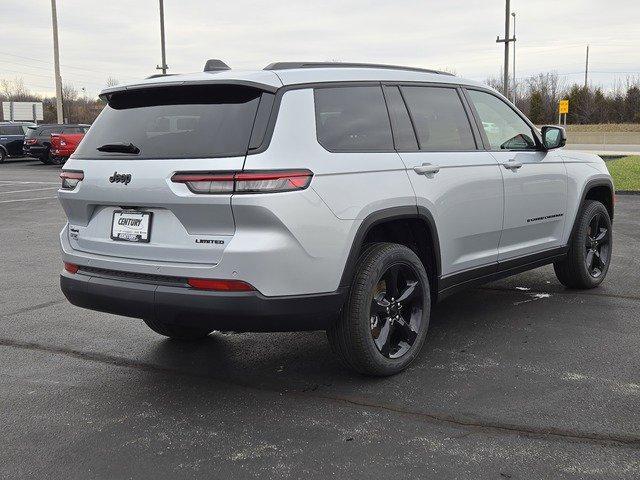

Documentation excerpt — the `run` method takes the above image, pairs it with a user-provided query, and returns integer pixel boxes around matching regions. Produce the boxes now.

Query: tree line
[0,77,118,124]
[487,73,640,125]
[2,73,640,126]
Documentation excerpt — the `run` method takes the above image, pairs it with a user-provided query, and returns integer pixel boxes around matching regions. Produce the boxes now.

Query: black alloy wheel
[370,263,424,359]
[584,211,611,278]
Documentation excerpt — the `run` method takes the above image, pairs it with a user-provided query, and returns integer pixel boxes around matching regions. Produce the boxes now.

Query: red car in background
[50,131,86,165]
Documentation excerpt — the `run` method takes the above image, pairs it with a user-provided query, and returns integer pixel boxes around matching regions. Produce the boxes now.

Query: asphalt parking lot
[1,158,639,479]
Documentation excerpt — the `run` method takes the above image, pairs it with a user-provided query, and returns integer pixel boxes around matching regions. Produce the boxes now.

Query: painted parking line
[0,196,57,204]
[0,181,60,185]
[0,187,59,195]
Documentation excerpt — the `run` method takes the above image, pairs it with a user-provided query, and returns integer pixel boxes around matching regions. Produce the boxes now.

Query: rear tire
[40,149,53,165]
[554,200,612,289]
[327,242,431,376]
[143,318,213,341]
[0,149,6,163]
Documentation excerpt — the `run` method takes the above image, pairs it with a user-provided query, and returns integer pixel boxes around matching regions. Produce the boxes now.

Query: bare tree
[105,77,120,88]
[62,83,79,102]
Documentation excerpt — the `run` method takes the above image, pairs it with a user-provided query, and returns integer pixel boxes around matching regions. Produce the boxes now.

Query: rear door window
[401,86,476,151]
[75,84,264,159]
[314,85,393,151]
[382,85,418,151]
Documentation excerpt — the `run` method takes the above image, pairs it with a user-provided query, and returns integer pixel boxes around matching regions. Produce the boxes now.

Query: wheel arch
[569,178,615,243]
[338,206,442,296]
[0,144,8,156]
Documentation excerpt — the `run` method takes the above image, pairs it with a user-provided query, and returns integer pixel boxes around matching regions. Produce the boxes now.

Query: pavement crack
[1,300,65,318]
[2,337,639,450]
[479,286,640,302]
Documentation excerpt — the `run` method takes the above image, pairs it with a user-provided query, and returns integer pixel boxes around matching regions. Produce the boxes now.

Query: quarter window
[314,86,393,151]
[401,86,476,151]
[467,89,537,150]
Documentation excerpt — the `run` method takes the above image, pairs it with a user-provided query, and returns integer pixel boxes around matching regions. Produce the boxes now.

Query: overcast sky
[1,0,639,97]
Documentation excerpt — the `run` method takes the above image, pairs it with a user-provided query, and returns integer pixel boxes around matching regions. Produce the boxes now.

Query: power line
[0,59,110,85]
[0,50,138,80]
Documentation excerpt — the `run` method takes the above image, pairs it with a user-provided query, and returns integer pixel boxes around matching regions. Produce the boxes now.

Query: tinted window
[314,86,393,151]
[467,89,537,150]
[0,125,23,135]
[401,86,476,151]
[63,126,85,134]
[75,85,263,159]
[383,86,418,151]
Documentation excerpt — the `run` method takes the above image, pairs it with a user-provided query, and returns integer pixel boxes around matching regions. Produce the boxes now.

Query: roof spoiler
[204,59,231,72]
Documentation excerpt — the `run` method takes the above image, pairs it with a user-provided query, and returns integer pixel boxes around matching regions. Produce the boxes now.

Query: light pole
[50,0,64,124]
[156,0,168,74]
[496,0,515,97]
[511,12,516,103]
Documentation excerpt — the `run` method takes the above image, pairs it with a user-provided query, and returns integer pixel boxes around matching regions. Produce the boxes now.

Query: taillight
[25,138,37,145]
[171,170,313,194]
[60,170,84,190]
[64,262,79,274]
[187,278,255,291]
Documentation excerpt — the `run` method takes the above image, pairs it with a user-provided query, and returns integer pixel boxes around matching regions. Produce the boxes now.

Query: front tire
[0,149,6,163]
[554,200,612,289]
[143,318,213,341]
[327,243,431,376]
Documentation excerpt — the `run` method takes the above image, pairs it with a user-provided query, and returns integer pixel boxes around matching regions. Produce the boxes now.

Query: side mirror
[541,125,566,150]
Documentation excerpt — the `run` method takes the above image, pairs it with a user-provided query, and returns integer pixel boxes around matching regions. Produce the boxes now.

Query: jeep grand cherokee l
[58,61,614,376]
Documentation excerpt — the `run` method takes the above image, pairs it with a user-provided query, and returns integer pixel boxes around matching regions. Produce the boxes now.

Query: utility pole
[511,11,516,103]
[156,0,168,74]
[496,0,515,97]
[50,0,64,124]
[584,45,589,88]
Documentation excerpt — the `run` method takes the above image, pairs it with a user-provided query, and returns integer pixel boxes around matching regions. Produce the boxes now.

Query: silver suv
[59,61,614,376]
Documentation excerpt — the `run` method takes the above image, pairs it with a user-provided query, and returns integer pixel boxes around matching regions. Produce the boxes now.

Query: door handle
[503,160,523,170]
[413,163,440,175]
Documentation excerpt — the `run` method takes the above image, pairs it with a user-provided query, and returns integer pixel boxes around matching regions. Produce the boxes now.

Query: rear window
[0,125,23,135]
[314,86,393,151]
[75,85,264,159]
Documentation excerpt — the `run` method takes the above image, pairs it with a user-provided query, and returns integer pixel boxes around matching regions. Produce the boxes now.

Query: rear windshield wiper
[97,142,140,154]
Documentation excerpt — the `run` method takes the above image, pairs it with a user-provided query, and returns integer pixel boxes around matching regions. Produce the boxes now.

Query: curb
[616,191,640,196]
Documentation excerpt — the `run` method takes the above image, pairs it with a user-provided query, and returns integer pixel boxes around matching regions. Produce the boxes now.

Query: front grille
[77,266,188,287]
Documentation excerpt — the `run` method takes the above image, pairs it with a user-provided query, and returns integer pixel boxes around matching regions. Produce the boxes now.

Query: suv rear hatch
[59,83,276,266]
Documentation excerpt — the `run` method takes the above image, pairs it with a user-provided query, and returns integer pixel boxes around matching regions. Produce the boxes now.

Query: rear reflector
[188,278,255,291]
[172,170,313,194]
[64,262,79,274]
[60,170,84,190]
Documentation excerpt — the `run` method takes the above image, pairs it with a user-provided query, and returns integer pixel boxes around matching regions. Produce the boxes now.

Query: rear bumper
[24,146,47,157]
[60,270,346,332]
[52,148,73,157]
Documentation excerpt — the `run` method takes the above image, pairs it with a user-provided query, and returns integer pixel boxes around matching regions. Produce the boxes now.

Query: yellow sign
[559,100,569,114]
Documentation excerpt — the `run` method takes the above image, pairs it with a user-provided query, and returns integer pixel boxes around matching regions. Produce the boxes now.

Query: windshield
[75,84,264,159]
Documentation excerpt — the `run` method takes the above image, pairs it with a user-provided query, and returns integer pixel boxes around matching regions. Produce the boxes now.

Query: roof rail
[145,73,178,79]
[263,62,454,76]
